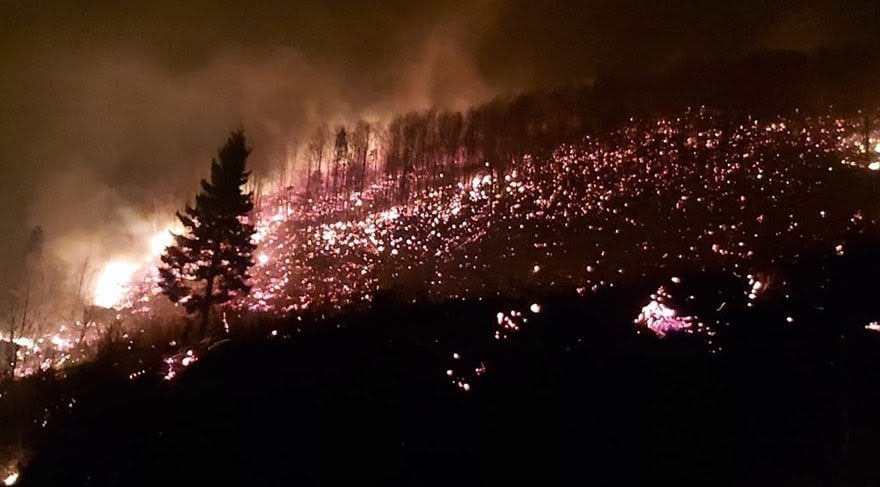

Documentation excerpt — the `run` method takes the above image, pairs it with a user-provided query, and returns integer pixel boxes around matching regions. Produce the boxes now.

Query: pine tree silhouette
[159,130,256,338]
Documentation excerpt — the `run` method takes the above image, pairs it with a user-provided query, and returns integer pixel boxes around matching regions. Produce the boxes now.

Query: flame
[149,230,174,257]
[92,225,178,308]
[1,109,872,380]
[93,260,140,308]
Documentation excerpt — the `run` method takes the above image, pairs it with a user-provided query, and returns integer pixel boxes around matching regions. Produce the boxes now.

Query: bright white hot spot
[149,230,174,256]
[93,260,140,309]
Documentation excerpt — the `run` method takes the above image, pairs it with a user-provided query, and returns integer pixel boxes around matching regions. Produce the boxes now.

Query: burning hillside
[0,106,878,485]
[2,108,873,378]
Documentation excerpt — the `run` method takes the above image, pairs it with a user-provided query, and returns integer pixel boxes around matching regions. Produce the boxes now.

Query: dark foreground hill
[15,235,880,486]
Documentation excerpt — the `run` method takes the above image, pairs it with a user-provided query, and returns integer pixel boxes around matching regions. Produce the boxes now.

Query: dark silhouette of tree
[333,127,348,196]
[352,121,371,192]
[307,125,329,198]
[159,130,257,338]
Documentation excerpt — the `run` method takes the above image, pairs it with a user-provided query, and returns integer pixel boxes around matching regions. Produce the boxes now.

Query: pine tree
[159,130,257,338]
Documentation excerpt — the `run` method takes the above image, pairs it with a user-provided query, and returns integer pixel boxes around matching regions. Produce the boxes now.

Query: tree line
[294,85,602,204]
[288,46,880,205]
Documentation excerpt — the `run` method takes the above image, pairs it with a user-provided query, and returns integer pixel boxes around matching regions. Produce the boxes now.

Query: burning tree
[159,130,257,338]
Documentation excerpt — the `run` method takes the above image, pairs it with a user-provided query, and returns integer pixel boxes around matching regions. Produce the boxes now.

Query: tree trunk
[306,152,313,197]
[317,146,324,195]
[182,318,194,344]
[199,275,215,339]
[360,145,368,192]
[12,284,30,377]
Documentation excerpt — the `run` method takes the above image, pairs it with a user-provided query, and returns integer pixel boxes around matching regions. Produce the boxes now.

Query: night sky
[0,0,878,274]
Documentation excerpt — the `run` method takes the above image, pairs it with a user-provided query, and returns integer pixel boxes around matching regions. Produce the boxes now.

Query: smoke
[0,0,877,301]
[0,19,498,289]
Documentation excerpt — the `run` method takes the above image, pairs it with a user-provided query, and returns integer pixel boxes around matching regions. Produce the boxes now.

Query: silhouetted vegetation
[10,229,880,485]
[159,130,257,339]
[292,47,880,205]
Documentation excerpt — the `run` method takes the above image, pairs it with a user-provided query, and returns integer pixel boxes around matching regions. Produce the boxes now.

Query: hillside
[4,106,880,484]
[16,241,880,485]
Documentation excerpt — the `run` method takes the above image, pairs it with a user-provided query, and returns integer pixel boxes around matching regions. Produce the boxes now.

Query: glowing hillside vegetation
[5,109,880,379]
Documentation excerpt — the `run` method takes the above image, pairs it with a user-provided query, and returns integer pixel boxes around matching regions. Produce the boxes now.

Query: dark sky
[1,0,878,276]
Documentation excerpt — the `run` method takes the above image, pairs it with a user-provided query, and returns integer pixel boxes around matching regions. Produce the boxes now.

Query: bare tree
[307,125,329,198]
[1,227,61,376]
[352,121,371,193]
[68,258,97,347]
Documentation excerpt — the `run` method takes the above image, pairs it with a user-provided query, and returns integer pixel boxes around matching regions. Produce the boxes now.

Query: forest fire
[6,1,880,482]
[93,260,140,309]
[1,108,877,387]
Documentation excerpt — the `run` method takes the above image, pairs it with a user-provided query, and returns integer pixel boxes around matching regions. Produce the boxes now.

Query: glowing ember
[635,286,694,338]
[4,108,876,380]
[3,472,17,486]
[11,337,34,349]
[50,335,72,350]
[636,301,690,338]
[163,349,199,380]
[745,274,768,301]
[93,260,140,308]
